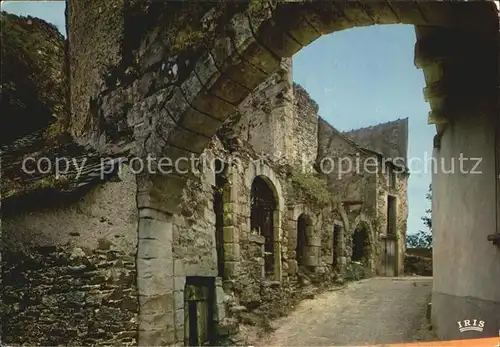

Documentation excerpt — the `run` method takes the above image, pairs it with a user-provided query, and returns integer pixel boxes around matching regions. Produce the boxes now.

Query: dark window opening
[296,214,309,266]
[184,277,216,346]
[333,224,341,267]
[352,225,369,263]
[250,176,277,278]
[188,301,198,346]
[387,195,397,235]
[213,159,226,278]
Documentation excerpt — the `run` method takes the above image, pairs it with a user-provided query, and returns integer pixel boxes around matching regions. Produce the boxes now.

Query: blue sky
[2,2,433,235]
[293,25,433,235]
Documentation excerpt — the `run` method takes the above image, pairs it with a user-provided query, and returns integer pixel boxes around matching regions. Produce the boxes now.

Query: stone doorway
[352,223,370,265]
[296,213,312,266]
[184,277,216,346]
[381,236,398,277]
[251,176,278,279]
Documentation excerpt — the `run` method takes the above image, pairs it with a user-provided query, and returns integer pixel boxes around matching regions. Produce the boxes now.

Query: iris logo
[456,319,485,332]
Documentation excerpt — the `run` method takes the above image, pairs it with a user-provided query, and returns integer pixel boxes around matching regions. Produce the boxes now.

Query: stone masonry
[1,11,409,342]
[3,1,498,345]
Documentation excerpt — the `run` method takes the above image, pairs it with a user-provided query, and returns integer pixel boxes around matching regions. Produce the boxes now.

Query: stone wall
[66,1,243,150]
[231,58,295,163]
[2,246,137,346]
[1,165,139,345]
[292,83,319,169]
[63,1,498,343]
[317,117,409,276]
[404,248,432,276]
[343,118,409,166]
[317,117,378,208]
[228,58,319,169]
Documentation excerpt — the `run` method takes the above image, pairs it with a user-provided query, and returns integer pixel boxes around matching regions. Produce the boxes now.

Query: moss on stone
[289,166,330,207]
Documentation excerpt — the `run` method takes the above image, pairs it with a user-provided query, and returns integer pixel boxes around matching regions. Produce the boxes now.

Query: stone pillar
[136,209,175,346]
[304,230,321,267]
[286,208,298,275]
[173,273,186,345]
[222,170,241,279]
[273,210,283,282]
[136,173,181,346]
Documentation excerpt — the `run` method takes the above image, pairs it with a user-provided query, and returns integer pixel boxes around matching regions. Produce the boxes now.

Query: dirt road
[258,277,435,346]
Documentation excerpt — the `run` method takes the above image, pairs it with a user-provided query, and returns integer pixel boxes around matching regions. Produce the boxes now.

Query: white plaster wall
[3,164,138,254]
[433,110,500,302]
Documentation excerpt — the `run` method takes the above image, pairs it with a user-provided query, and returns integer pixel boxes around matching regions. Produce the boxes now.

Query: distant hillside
[0,11,68,144]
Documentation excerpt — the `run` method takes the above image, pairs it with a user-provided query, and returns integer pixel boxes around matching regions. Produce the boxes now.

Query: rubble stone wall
[317,117,378,209]
[292,83,319,169]
[1,165,138,345]
[233,58,294,163]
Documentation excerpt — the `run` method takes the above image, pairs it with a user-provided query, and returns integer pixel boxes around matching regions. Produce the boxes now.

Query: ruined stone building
[2,1,500,345]
[1,11,410,346]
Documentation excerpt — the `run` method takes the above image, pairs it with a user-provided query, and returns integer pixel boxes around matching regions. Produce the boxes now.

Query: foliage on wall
[289,166,330,207]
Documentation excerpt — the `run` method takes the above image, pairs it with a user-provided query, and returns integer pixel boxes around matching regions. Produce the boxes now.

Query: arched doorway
[250,175,278,279]
[296,213,312,266]
[352,222,370,265]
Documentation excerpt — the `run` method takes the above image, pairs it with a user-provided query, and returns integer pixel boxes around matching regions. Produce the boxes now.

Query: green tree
[407,184,432,248]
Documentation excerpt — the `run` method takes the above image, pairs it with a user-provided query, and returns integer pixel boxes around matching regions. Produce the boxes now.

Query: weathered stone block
[137,258,173,278]
[174,309,184,331]
[138,294,174,316]
[223,243,240,262]
[190,88,236,122]
[137,239,172,260]
[139,312,175,332]
[138,275,173,297]
[174,276,186,292]
[224,261,241,278]
[223,226,239,243]
[138,218,173,243]
[174,290,184,311]
[137,327,175,346]
[174,259,185,277]
[179,107,223,138]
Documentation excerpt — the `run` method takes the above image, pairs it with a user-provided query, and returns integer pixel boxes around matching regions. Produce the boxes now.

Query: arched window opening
[250,176,277,278]
[352,223,370,264]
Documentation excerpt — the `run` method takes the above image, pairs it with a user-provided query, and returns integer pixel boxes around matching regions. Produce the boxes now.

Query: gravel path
[258,277,435,346]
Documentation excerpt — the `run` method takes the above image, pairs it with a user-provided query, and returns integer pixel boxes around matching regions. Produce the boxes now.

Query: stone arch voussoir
[148,1,498,215]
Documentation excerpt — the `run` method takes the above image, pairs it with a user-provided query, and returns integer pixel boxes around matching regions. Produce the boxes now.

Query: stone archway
[68,2,498,216]
[250,175,278,279]
[245,162,284,282]
[287,204,320,274]
[351,222,370,265]
[67,1,499,344]
[350,213,375,270]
